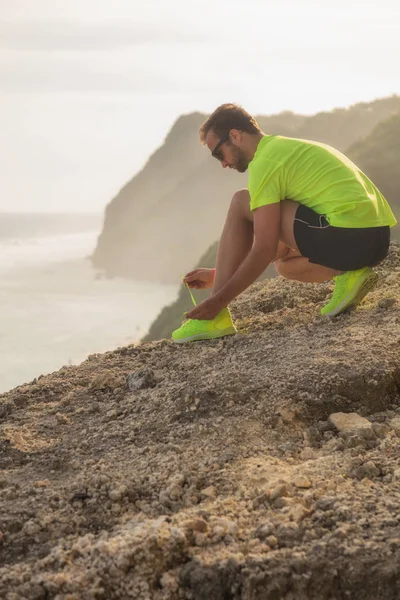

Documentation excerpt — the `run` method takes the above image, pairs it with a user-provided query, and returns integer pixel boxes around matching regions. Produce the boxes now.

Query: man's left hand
[185,295,224,321]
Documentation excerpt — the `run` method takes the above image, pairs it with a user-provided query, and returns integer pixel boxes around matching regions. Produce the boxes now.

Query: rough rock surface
[0,243,399,600]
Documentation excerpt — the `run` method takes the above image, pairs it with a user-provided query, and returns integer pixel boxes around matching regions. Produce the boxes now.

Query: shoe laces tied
[180,276,198,323]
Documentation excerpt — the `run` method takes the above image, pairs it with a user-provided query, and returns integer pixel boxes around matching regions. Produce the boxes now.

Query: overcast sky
[1,0,399,213]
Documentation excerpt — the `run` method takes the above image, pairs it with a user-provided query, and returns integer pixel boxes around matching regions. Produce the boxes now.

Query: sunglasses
[211,131,230,161]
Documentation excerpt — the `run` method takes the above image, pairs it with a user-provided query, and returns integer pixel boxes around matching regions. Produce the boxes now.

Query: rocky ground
[0,243,399,600]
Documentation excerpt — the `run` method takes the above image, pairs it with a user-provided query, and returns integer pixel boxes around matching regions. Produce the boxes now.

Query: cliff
[347,112,400,207]
[91,96,400,284]
[1,242,399,599]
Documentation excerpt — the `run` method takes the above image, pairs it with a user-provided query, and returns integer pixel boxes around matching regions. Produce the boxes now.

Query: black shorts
[293,204,390,271]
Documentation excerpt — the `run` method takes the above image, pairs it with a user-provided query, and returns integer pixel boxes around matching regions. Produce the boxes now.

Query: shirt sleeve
[248,162,283,211]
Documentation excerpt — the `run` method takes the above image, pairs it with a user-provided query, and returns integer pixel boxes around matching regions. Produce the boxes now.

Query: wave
[0,230,100,271]
[0,212,102,241]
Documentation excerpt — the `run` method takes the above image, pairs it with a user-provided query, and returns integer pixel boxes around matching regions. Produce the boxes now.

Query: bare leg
[212,189,254,295]
[211,191,342,293]
[275,249,340,283]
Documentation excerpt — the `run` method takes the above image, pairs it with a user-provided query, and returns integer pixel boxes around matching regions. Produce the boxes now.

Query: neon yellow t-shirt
[248,135,397,228]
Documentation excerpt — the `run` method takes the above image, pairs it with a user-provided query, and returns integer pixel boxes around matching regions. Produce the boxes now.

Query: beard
[230,146,250,173]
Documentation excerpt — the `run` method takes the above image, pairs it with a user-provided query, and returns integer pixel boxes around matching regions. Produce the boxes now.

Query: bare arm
[214,202,281,306]
[185,203,281,320]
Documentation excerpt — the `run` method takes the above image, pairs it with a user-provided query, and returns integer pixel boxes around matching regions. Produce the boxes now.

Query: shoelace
[184,281,197,307]
[180,276,197,323]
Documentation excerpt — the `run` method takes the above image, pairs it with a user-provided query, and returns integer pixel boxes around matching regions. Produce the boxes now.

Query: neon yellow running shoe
[171,307,237,343]
[320,266,378,317]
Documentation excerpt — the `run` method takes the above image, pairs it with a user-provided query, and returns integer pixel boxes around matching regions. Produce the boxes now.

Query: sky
[0,0,399,213]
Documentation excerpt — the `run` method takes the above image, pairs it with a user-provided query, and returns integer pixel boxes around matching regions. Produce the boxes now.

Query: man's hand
[183,268,215,290]
[185,203,281,318]
[184,295,224,320]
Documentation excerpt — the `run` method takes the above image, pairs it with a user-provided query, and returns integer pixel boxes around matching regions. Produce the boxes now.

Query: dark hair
[199,103,261,143]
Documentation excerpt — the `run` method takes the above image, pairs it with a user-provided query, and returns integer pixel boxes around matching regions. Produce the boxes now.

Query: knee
[231,189,250,208]
[230,189,252,220]
[274,257,299,280]
[274,259,289,278]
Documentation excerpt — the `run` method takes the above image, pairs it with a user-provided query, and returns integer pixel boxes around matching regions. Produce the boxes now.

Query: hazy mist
[1,0,399,213]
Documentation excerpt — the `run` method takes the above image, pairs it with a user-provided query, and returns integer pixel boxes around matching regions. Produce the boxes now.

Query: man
[172,103,396,343]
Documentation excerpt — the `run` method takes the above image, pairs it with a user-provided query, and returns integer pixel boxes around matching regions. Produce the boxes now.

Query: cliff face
[347,112,400,208]
[1,243,399,599]
[91,96,400,284]
[92,112,245,283]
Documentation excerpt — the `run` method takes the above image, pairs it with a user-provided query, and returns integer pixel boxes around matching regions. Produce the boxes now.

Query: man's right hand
[183,268,215,289]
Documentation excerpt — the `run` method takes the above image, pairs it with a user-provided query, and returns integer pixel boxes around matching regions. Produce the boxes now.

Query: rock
[270,483,289,500]
[34,480,50,488]
[109,489,122,502]
[23,520,41,536]
[316,497,336,511]
[355,461,381,480]
[377,298,396,309]
[126,370,157,391]
[274,496,296,509]
[280,408,298,424]
[211,518,238,537]
[160,572,178,591]
[328,412,373,436]
[200,486,217,500]
[317,420,336,433]
[90,370,122,390]
[266,534,278,547]
[254,522,275,540]
[293,476,312,489]
[276,522,301,545]
[184,519,208,534]
[167,484,183,501]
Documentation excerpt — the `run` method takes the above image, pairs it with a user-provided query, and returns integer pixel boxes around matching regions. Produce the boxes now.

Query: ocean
[0,213,179,394]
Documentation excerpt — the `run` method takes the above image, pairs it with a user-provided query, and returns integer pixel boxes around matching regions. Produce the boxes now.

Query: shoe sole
[322,272,378,317]
[172,327,237,343]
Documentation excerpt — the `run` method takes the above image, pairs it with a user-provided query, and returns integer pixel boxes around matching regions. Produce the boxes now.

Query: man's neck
[244,132,265,161]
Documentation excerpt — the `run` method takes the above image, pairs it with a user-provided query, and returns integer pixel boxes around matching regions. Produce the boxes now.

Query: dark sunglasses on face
[211,131,230,161]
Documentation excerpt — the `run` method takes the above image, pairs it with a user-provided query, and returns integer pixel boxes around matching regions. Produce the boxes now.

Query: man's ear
[230,129,242,143]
